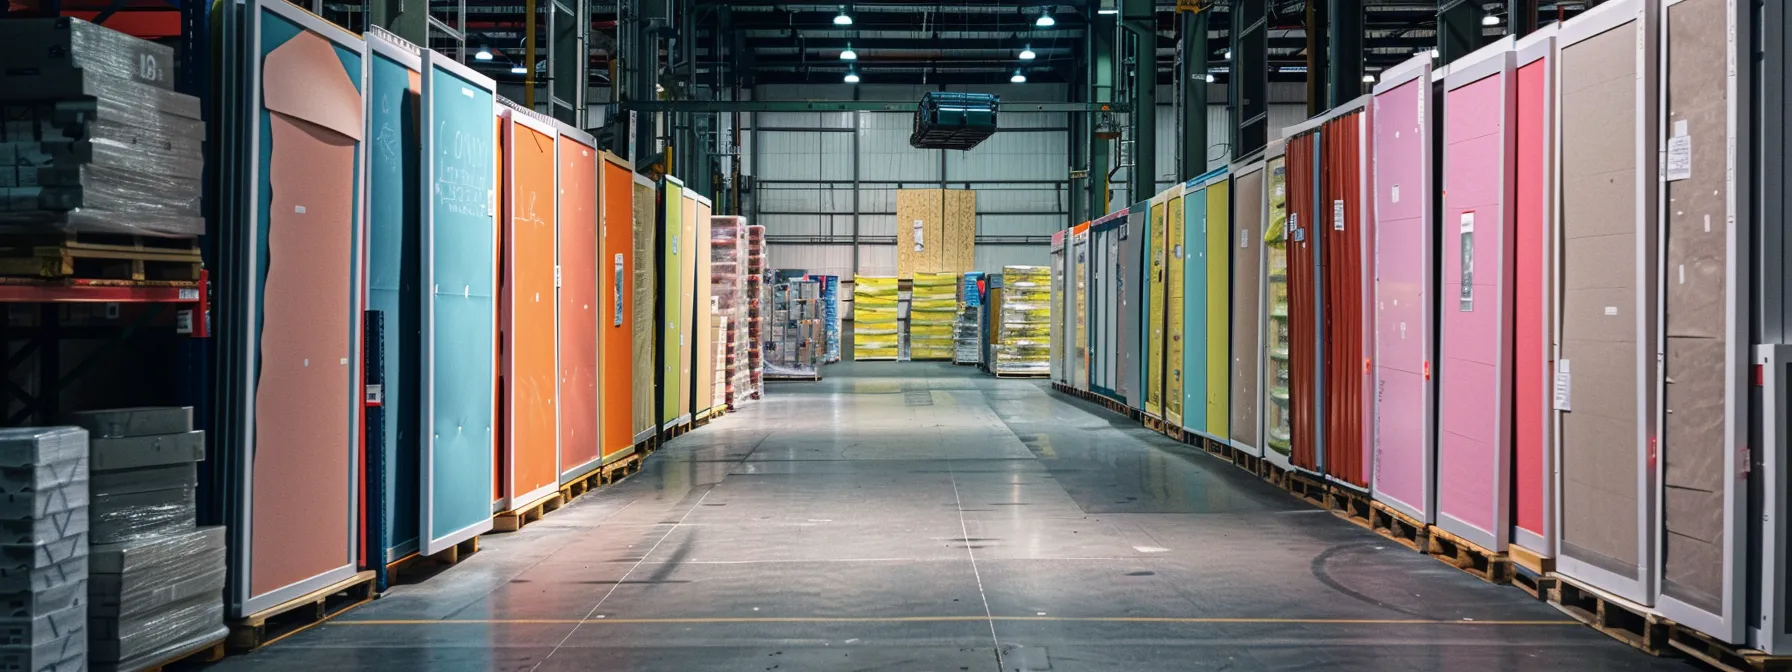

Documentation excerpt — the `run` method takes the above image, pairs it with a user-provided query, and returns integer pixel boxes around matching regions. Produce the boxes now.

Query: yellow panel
[1165,189,1185,426]
[1205,179,1231,439]
[1145,192,1167,417]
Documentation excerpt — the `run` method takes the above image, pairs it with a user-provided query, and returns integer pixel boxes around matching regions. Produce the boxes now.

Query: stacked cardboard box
[853,277,899,360]
[0,427,90,672]
[0,19,204,237]
[65,407,225,670]
[993,266,1052,375]
[909,272,958,360]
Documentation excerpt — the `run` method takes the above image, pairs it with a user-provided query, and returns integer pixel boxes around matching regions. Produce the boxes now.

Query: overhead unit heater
[910,92,1000,150]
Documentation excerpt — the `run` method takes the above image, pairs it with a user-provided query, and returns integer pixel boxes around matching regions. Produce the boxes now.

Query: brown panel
[1321,112,1368,488]
[944,189,977,272]
[558,136,598,475]
[1231,168,1265,448]
[1285,133,1320,473]
[252,29,357,595]
[631,179,657,437]
[1661,0,1729,613]
[1559,19,1645,571]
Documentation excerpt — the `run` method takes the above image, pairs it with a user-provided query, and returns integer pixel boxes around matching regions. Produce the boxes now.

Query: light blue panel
[368,51,420,561]
[1184,184,1208,433]
[426,63,496,544]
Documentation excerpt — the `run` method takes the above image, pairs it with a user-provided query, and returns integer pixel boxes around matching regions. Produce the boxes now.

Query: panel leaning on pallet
[1051,231,1066,383]
[629,172,657,445]
[657,177,684,429]
[1145,189,1168,417]
[227,0,368,617]
[1164,186,1185,428]
[1369,54,1439,526]
[1183,181,1209,435]
[557,127,601,482]
[418,47,497,560]
[1260,140,1293,468]
[677,191,698,423]
[1655,0,1749,642]
[1229,159,1266,457]
[1437,37,1518,553]
[363,28,422,565]
[497,102,559,514]
[1070,224,1090,391]
[692,195,714,417]
[1319,99,1373,491]
[1512,23,1560,568]
[1753,0,1792,656]
[1553,0,1659,606]
[1120,204,1147,407]
[1204,172,1233,443]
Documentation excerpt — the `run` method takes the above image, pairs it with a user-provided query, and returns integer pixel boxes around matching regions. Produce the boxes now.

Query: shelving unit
[765,278,822,381]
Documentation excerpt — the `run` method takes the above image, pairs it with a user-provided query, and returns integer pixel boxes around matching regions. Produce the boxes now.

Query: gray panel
[1231,169,1265,449]
[1120,210,1146,405]
[1559,18,1645,572]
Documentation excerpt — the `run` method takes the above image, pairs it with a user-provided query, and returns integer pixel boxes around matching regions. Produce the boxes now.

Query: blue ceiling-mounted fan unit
[910,91,999,150]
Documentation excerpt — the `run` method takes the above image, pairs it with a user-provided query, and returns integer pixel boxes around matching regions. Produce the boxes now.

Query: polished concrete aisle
[215,362,1691,672]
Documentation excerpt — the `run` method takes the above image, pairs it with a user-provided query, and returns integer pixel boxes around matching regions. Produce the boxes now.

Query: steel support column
[368,0,426,43]
[1231,0,1268,159]
[1304,0,1327,116]
[1326,0,1362,107]
[1089,10,1117,214]
[1508,0,1538,38]
[1179,7,1208,179]
[626,0,662,167]
[1123,10,1155,205]
[1438,0,1487,65]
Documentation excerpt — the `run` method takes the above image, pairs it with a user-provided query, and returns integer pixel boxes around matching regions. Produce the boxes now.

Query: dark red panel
[1286,133,1320,473]
[1321,112,1369,489]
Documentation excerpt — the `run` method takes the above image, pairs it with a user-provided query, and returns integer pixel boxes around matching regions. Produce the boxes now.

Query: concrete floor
[214,361,1696,671]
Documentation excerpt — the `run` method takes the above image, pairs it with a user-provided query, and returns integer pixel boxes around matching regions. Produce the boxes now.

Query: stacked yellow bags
[909,272,959,360]
[854,276,899,359]
[995,266,1052,375]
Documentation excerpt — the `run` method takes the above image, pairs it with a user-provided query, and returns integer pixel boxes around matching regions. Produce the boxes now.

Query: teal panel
[1184,185,1208,433]
[426,63,497,543]
[368,51,420,561]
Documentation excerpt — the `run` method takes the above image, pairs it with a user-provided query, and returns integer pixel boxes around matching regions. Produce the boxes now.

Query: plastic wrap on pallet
[87,431,203,472]
[992,266,1053,375]
[88,565,223,619]
[62,408,192,440]
[87,593,221,663]
[90,488,195,545]
[90,624,223,672]
[0,18,176,90]
[89,527,222,576]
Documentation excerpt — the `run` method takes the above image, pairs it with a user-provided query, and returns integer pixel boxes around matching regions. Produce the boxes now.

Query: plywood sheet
[1439,68,1515,546]
[1559,17,1647,575]
[365,44,421,562]
[1514,53,1553,545]
[943,189,977,272]
[693,199,714,415]
[252,23,360,598]
[1165,192,1185,426]
[501,116,558,508]
[1371,72,1435,520]
[896,189,942,278]
[1661,0,1730,614]
[1183,186,1208,433]
[1230,168,1264,450]
[602,157,637,457]
[1205,179,1231,440]
[631,176,656,439]
[557,134,599,479]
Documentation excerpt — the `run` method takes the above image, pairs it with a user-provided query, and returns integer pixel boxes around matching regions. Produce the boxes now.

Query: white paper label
[1391,184,1400,203]
[1240,228,1250,248]
[913,219,925,251]
[1554,360,1572,411]
[1666,130,1693,182]
[178,288,200,301]
[1332,200,1346,231]
[613,253,625,326]
[1605,306,1619,316]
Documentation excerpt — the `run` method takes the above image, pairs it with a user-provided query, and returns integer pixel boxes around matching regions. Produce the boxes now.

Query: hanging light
[1362,74,1376,83]
[511,64,528,74]
[1035,9,1055,27]
[1430,48,1441,58]
[1011,69,1027,83]
[840,44,857,60]
[1204,73,1216,83]
[844,68,861,83]
[475,47,494,61]
[1223,48,1232,60]
[1483,12,1501,26]
[1019,45,1036,60]
[834,7,853,25]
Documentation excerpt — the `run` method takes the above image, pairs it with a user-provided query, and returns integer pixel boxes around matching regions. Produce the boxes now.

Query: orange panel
[600,155,635,457]
[500,115,559,508]
[558,134,599,478]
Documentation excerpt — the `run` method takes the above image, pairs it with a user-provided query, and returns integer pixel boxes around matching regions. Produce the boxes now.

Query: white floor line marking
[531,487,713,669]
[947,461,1004,670]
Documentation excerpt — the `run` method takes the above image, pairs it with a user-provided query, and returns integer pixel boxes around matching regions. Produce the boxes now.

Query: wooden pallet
[0,232,201,281]
[491,490,565,532]
[1142,414,1167,434]
[993,371,1049,379]
[660,421,693,441]
[1285,470,1329,509]
[227,570,376,651]
[1261,460,1290,489]
[1161,422,1185,443]
[1367,501,1429,552]
[1550,575,1667,655]
[1511,566,1557,601]
[1229,447,1263,476]
[385,535,480,586]
[1325,484,1373,529]
[1664,620,1792,672]
[1425,526,1513,584]
[134,632,227,671]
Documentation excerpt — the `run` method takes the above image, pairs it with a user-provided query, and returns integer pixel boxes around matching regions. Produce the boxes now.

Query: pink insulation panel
[1513,57,1551,543]
[1438,68,1515,548]
[1369,74,1433,521]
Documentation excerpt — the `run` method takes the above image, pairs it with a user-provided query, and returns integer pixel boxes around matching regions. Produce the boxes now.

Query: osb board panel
[632,179,657,436]
[1230,169,1264,448]
[943,189,976,273]
[897,189,943,278]
[502,119,559,503]
[1661,0,1729,612]
[1559,18,1645,572]
[558,137,599,476]
[1146,196,1167,416]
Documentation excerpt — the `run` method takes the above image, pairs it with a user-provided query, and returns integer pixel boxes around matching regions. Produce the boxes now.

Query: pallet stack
[993,266,1051,376]
[67,407,226,670]
[909,273,957,360]
[0,427,89,672]
[853,276,899,360]
[745,225,766,398]
[711,217,750,409]
[0,19,205,279]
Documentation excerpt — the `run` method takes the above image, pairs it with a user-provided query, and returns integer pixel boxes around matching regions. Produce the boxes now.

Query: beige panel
[1231,169,1264,447]
[896,189,943,278]
[943,189,977,272]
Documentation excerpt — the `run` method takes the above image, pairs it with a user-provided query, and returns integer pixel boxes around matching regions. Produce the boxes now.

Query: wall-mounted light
[1019,45,1036,60]
[834,7,853,25]
[840,44,857,60]
[475,47,493,61]
[1011,69,1028,83]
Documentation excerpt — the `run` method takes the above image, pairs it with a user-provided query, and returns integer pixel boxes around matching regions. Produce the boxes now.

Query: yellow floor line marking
[331,616,1578,626]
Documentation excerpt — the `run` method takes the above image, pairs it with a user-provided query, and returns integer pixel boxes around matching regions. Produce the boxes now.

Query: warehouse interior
[0,0,1789,670]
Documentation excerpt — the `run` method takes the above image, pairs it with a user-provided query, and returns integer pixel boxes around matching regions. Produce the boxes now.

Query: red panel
[1286,133,1320,473]
[1514,60,1550,537]
[559,135,600,476]
[1321,112,1370,489]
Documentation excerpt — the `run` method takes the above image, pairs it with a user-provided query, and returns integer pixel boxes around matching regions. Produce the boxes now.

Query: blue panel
[425,62,497,545]
[368,51,420,561]
[1184,186,1208,433]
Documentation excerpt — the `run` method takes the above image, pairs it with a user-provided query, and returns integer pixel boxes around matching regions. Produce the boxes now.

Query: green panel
[660,179,684,425]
